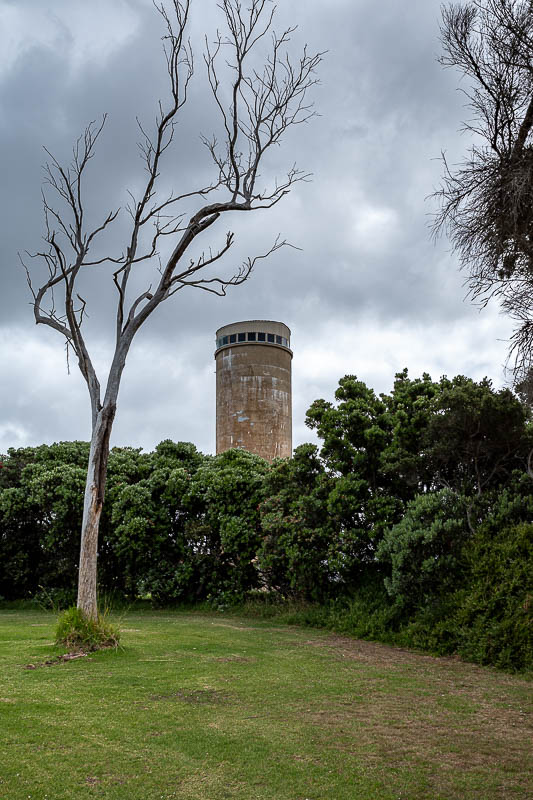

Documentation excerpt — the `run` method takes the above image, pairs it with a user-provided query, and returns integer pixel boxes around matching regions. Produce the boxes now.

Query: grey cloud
[0,0,514,455]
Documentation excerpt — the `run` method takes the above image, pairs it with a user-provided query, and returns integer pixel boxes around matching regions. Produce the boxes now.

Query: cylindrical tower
[215,320,292,461]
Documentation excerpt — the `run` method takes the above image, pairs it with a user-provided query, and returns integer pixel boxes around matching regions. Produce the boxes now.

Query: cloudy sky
[0,0,515,456]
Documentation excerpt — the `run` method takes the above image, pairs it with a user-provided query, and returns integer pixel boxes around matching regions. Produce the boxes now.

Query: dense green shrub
[257,444,334,600]
[377,489,469,610]
[118,447,270,606]
[0,443,89,599]
[107,441,206,602]
[180,448,269,605]
[455,522,533,671]
[33,586,77,610]
[423,376,530,494]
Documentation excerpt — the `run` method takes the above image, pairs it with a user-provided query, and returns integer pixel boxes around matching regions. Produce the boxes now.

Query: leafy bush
[455,522,533,671]
[256,445,336,600]
[55,606,120,650]
[377,489,469,609]
[33,586,77,611]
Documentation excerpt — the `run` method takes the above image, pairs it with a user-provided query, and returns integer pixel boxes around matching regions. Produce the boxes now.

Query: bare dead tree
[433,0,533,385]
[21,0,322,620]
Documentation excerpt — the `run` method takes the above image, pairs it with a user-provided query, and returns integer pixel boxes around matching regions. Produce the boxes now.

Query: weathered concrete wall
[215,321,292,461]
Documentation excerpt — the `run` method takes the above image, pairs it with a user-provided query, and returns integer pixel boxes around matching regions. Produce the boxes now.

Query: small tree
[22,0,322,619]
[434,0,533,384]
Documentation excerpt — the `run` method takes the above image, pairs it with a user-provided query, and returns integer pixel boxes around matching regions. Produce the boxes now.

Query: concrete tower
[215,320,292,461]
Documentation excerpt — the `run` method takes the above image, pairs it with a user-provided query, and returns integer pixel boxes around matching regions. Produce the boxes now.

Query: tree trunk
[77,403,116,620]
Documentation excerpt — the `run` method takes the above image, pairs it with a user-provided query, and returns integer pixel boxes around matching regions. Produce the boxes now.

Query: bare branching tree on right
[434,0,533,385]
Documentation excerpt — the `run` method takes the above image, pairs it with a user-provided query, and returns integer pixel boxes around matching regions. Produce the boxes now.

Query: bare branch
[434,0,533,385]
[204,0,323,206]
[166,234,288,297]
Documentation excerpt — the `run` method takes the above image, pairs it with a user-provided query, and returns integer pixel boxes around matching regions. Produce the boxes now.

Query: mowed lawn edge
[0,608,531,800]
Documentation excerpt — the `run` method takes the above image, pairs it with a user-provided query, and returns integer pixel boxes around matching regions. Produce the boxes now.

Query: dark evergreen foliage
[1,370,531,670]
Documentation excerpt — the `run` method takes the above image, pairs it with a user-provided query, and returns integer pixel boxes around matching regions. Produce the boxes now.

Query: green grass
[0,608,531,800]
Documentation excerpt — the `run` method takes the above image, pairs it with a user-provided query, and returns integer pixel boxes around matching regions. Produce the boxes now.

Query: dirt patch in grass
[209,622,259,632]
[308,703,530,797]
[149,688,229,704]
[300,633,531,724]
[288,633,455,665]
[212,654,255,663]
[288,633,532,798]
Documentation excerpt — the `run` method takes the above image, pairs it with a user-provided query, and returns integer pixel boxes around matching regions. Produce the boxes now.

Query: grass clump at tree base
[55,605,120,651]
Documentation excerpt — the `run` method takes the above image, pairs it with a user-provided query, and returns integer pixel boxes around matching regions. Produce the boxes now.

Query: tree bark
[77,403,116,619]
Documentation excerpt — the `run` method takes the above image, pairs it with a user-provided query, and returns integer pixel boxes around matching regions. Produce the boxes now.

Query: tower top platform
[215,320,292,356]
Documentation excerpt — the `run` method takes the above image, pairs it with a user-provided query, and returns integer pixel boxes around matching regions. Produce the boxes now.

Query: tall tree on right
[434,0,533,386]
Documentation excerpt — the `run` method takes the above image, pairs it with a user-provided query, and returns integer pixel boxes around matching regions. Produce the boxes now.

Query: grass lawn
[0,608,531,800]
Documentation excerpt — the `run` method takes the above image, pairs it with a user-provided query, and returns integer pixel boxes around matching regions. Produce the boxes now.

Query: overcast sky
[0,0,515,456]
